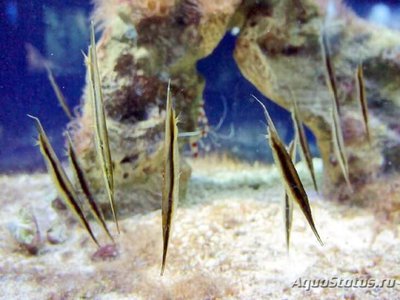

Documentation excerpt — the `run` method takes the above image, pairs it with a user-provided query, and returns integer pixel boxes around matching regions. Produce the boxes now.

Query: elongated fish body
[321,30,352,191]
[28,115,99,246]
[331,105,352,190]
[284,136,297,251]
[321,30,340,114]
[161,81,180,276]
[356,64,371,144]
[87,22,119,233]
[290,96,318,192]
[67,134,114,242]
[253,96,323,246]
[45,66,73,120]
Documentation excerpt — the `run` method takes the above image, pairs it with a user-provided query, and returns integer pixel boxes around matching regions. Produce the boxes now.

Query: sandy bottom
[0,159,399,299]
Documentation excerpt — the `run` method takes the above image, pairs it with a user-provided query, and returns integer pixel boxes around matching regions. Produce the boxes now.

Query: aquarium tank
[1,0,400,299]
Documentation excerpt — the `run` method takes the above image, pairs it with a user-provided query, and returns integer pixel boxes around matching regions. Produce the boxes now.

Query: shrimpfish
[28,115,99,246]
[253,96,323,246]
[67,134,114,242]
[87,22,119,233]
[161,80,180,276]
[355,64,371,144]
[289,93,318,192]
[284,134,297,251]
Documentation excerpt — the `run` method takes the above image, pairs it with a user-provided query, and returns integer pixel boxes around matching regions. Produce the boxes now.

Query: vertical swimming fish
[28,115,99,246]
[161,80,180,276]
[284,134,297,252]
[87,22,119,233]
[289,93,318,192]
[321,30,340,114]
[67,134,114,242]
[330,103,352,190]
[45,65,73,120]
[253,96,323,246]
[321,30,352,191]
[355,64,371,144]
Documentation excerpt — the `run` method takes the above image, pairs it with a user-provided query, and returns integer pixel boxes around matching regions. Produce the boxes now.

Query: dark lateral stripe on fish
[252,97,323,246]
[321,31,352,191]
[321,31,340,114]
[331,108,352,190]
[161,104,176,275]
[161,81,180,276]
[88,22,119,233]
[356,64,371,143]
[28,116,99,246]
[290,96,318,192]
[45,145,99,246]
[270,133,323,246]
[46,66,73,120]
[67,136,114,242]
[330,92,351,190]
[272,139,309,219]
[284,139,296,251]
[284,192,292,250]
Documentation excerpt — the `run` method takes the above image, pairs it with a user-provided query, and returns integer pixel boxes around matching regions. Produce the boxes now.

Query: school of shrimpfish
[29,22,372,275]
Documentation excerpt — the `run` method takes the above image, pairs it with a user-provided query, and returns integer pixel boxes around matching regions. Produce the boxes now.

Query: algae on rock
[71,0,400,215]
[71,0,243,215]
[234,0,400,198]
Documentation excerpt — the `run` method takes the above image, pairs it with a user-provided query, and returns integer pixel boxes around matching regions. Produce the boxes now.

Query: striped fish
[87,22,119,233]
[330,102,352,191]
[321,30,340,114]
[284,134,297,251]
[28,115,99,246]
[46,65,73,120]
[321,30,352,191]
[161,80,180,276]
[355,64,371,144]
[253,96,323,246]
[67,134,114,242]
[289,94,318,192]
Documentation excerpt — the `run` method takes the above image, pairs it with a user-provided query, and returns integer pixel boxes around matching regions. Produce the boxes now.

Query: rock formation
[71,0,400,214]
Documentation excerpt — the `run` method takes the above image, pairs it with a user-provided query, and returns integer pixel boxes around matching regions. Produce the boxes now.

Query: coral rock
[73,0,400,210]
[71,0,241,216]
[234,0,400,196]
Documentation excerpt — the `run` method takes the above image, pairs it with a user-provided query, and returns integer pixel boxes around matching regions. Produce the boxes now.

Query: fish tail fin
[111,203,120,234]
[161,225,171,276]
[305,215,324,246]
[366,128,372,146]
[312,175,319,194]
[93,201,114,241]
[80,212,100,247]
[106,186,120,234]
[93,200,115,242]
[304,209,324,246]
[312,226,324,246]
[160,258,166,276]
[160,240,168,276]
[88,228,100,248]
